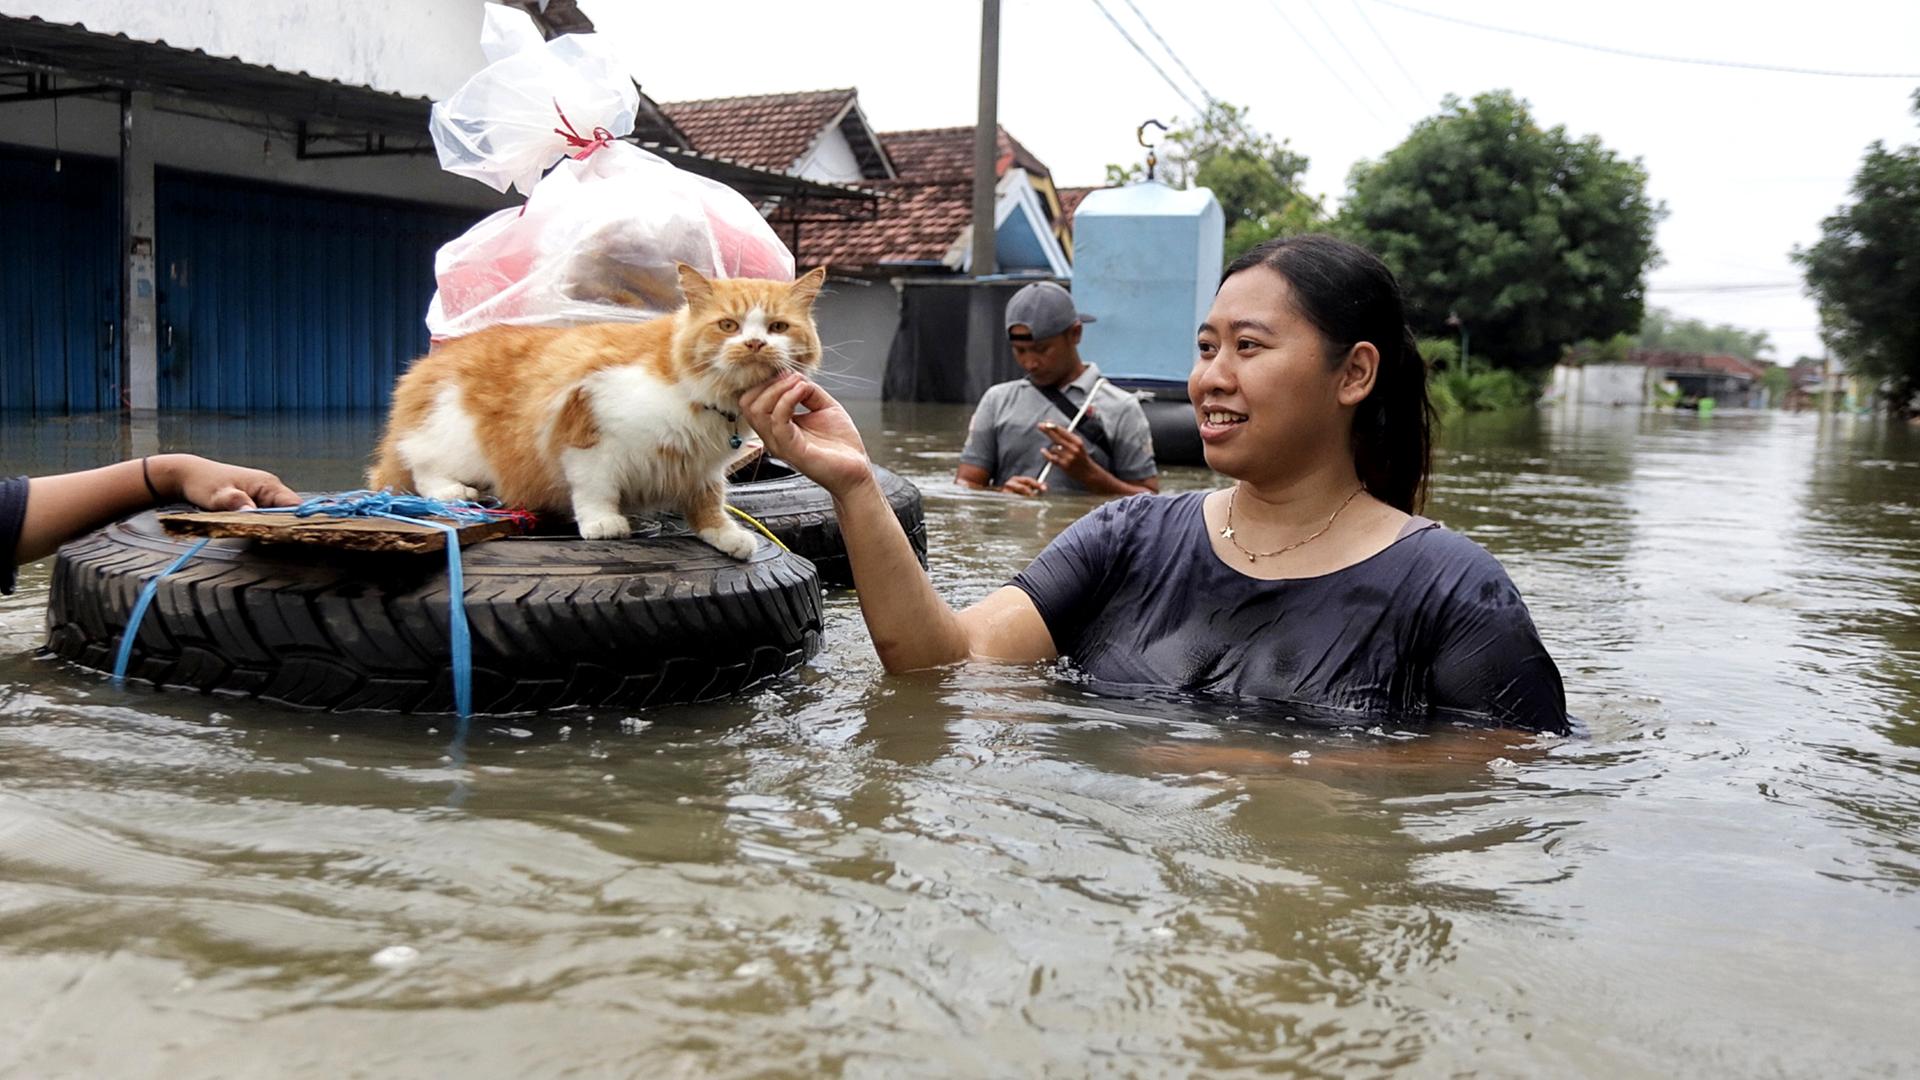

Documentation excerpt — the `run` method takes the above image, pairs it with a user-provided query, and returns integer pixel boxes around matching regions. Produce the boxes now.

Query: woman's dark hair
[1221,234,1433,514]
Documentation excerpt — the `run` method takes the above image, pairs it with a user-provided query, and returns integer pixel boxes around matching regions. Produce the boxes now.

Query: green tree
[1337,91,1665,373]
[1637,307,1773,360]
[1794,89,1920,412]
[1563,331,1638,366]
[1759,364,1792,404]
[1106,102,1323,261]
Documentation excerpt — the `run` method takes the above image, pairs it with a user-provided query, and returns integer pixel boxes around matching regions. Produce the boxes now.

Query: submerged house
[1644,351,1769,409]
[0,1,874,415]
[1548,348,1772,409]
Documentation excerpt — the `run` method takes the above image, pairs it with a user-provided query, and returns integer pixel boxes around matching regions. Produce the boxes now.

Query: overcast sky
[582,0,1920,364]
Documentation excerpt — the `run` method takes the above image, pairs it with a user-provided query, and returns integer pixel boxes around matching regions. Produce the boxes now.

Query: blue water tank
[1071,183,1224,382]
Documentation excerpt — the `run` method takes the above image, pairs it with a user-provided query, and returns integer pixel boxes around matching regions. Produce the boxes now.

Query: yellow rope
[725,504,788,552]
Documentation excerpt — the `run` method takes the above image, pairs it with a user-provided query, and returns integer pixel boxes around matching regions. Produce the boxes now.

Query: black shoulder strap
[1035,383,1114,457]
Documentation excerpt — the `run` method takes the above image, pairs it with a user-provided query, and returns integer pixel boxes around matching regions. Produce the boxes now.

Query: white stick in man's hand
[1035,377,1110,487]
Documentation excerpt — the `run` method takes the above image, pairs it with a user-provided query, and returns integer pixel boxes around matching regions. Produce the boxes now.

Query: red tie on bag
[552,100,615,161]
[510,101,617,218]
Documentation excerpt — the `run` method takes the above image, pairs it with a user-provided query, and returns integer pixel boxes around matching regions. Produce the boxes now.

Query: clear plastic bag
[425,6,794,339]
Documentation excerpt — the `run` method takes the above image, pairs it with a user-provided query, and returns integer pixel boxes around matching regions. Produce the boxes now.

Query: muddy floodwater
[1,403,1917,1077]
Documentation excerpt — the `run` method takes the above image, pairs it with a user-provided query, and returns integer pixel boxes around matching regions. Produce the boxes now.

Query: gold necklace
[1219,485,1366,563]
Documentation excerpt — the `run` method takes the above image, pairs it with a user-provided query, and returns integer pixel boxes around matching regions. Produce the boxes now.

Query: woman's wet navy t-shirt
[0,475,27,595]
[1010,492,1567,732]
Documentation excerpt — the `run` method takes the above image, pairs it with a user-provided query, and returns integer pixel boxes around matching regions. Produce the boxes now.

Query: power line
[1348,0,1428,105]
[1086,0,1205,116]
[1261,0,1392,128]
[1115,0,1266,147]
[1118,0,1221,109]
[1648,282,1803,293]
[1367,0,1920,79]
[1302,0,1406,116]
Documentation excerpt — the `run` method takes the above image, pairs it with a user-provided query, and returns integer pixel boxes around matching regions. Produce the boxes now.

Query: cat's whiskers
[809,370,879,390]
[805,341,878,389]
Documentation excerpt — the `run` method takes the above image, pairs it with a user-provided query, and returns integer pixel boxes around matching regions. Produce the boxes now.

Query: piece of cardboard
[159,511,526,554]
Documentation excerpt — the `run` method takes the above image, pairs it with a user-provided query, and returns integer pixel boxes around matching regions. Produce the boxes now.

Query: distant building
[661,88,895,187]
[781,123,1074,277]
[1783,360,1834,412]
[1549,348,1772,409]
[1639,350,1770,409]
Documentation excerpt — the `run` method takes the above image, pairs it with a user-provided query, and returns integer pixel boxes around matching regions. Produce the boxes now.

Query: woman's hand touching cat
[740,374,875,500]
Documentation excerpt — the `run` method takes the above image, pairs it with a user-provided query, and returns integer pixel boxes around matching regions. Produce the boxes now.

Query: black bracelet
[140,455,163,504]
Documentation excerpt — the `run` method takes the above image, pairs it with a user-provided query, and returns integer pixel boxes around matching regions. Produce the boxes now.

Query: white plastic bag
[430,6,638,198]
[425,6,794,339]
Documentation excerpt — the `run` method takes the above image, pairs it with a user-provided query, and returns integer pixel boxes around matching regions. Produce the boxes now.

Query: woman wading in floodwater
[742,235,1567,734]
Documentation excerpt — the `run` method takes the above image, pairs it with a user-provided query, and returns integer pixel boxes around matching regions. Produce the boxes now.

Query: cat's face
[674,265,827,392]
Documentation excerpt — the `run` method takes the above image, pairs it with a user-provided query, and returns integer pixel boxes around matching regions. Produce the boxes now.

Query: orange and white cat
[369,264,826,558]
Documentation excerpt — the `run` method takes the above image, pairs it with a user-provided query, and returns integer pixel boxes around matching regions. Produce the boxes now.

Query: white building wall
[0,0,491,100]
[1549,363,1650,406]
[0,95,512,213]
[792,123,864,185]
[810,276,899,400]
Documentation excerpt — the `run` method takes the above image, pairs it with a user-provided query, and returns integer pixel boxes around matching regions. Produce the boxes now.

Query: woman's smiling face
[1190,266,1373,485]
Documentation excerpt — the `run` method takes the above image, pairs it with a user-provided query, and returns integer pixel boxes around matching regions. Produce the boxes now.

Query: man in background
[956,282,1158,497]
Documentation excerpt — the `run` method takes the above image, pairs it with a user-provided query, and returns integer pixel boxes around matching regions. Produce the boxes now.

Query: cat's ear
[788,267,828,308]
[676,263,715,308]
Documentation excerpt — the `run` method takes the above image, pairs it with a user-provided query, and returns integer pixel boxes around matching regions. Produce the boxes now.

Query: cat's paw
[577,513,632,540]
[699,524,758,560]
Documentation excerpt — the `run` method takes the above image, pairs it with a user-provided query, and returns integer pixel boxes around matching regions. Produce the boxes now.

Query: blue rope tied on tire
[109,490,530,722]
[111,538,212,690]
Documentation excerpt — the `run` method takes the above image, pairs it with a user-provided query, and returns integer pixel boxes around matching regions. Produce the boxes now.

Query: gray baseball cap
[1004,281,1094,341]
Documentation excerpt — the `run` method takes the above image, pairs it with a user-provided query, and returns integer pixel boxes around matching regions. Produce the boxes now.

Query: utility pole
[964,0,1002,401]
[970,0,999,279]
[1820,343,1833,416]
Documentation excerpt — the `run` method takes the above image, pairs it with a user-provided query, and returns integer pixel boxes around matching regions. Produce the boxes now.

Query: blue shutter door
[0,146,122,413]
[155,171,475,410]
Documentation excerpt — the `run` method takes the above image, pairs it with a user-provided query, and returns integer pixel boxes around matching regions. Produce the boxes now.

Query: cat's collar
[701,402,743,449]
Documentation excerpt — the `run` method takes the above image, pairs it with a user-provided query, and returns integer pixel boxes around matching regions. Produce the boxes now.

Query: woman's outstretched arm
[740,374,1055,672]
[14,454,299,565]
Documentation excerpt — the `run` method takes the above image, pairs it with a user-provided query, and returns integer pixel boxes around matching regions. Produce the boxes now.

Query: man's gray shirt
[959,363,1157,493]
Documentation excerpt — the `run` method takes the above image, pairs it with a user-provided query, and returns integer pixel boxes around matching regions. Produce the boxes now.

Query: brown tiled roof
[783,179,974,272]
[998,128,1052,182]
[1634,349,1767,380]
[880,125,1049,182]
[782,125,1068,273]
[660,89,856,172]
[1056,186,1100,228]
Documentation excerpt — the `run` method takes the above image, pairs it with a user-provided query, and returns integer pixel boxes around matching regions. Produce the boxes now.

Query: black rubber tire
[1143,398,1204,468]
[45,510,824,715]
[725,460,926,588]
[1103,376,1203,468]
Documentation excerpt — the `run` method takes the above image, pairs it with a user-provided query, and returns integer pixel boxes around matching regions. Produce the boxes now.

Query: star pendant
[1219,525,1235,540]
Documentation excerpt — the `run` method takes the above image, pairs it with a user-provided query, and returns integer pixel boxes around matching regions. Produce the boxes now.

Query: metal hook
[1135,119,1167,182]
